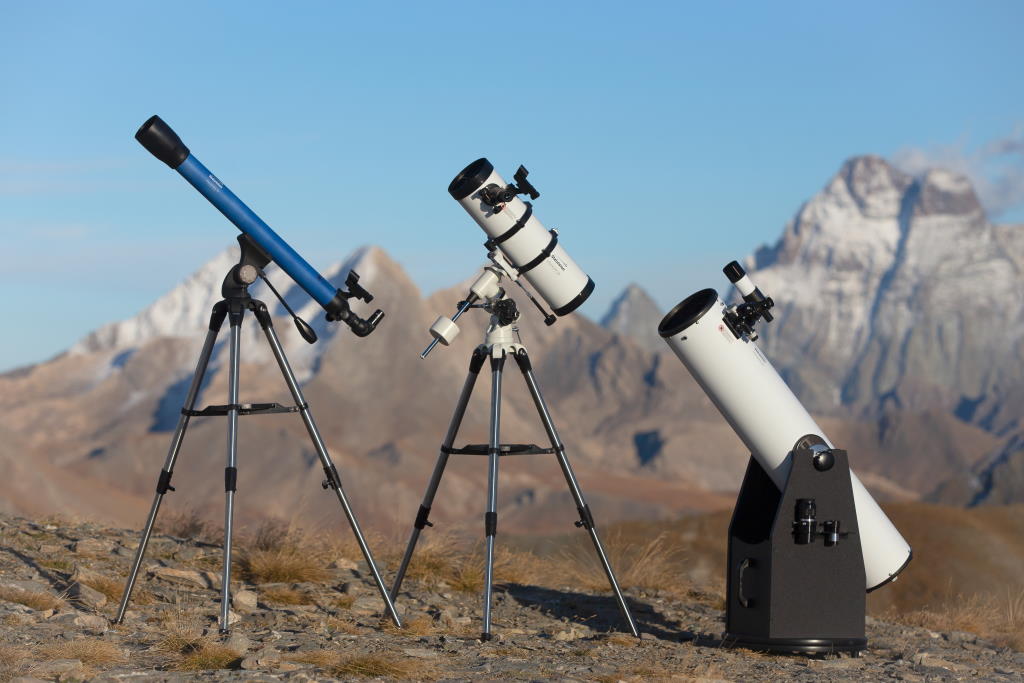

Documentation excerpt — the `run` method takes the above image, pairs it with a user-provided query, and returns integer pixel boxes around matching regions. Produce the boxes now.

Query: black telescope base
[722,634,866,656]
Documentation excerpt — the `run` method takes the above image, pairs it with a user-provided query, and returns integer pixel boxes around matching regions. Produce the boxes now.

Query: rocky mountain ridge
[743,155,1024,504]
[0,154,1014,532]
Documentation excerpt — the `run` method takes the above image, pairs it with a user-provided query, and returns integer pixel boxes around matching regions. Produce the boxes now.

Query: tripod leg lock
[512,348,532,372]
[575,504,595,530]
[321,464,342,490]
[156,469,176,495]
[224,467,237,492]
[485,511,498,537]
[414,505,434,530]
[469,348,488,374]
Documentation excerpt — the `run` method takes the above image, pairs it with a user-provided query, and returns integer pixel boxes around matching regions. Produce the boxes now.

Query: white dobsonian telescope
[657,262,911,592]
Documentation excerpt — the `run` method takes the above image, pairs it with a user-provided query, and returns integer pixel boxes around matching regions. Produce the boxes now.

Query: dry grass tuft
[157,508,213,541]
[154,607,206,655]
[600,632,641,647]
[325,616,363,634]
[154,608,240,672]
[891,587,1024,651]
[0,644,33,682]
[236,519,329,584]
[0,585,65,611]
[330,594,355,610]
[286,650,429,679]
[170,643,242,672]
[384,615,438,636]
[261,585,314,606]
[38,638,126,667]
[562,531,685,595]
[393,534,546,593]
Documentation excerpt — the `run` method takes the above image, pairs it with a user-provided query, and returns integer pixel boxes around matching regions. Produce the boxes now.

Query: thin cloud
[891,127,1024,219]
[0,157,136,196]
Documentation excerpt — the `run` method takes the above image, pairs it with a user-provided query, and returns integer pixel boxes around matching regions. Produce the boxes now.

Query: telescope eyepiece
[136,115,190,169]
[723,260,745,283]
[347,309,385,337]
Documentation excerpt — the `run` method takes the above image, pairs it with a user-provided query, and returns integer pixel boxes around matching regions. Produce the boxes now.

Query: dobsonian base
[723,436,866,655]
[113,296,402,633]
[389,344,639,641]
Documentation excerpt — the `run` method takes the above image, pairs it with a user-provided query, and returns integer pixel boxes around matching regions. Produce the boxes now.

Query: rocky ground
[0,514,1021,682]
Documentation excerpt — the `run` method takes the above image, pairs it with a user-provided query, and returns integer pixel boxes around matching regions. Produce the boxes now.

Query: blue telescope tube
[174,154,336,308]
[135,116,381,334]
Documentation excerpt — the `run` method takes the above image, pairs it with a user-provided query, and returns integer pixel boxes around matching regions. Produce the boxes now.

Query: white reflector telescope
[658,266,911,591]
[448,158,594,317]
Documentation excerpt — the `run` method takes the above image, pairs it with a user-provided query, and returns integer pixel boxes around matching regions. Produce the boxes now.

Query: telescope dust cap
[136,115,190,169]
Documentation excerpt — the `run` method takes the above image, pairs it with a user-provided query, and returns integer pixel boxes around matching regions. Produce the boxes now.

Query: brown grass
[0,585,65,611]
[156,508,212,541]
[170,643,242,671]
[153,607,205,655]
[261,585,315,606]
[325,616,363,634]
[384,615,438,636]
[235,519,329,584]
[0,644,33,682]
[392,533,546,593]
[286,650,430,679]
[890,587,1024,651]
[38,638,127,667]
[154,608,241,672]
[561,531,685,595]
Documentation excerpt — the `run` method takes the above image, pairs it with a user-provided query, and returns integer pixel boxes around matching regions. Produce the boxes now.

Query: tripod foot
[480,632,493,642]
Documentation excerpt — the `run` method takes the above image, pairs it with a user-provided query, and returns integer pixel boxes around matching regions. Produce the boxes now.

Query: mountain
[745,155,1024,501]
[3,154,1015,532]
[0,245,753,535]
[599,284,664,353]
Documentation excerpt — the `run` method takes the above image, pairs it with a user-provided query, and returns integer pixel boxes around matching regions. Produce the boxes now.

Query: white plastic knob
[429,316,460,345]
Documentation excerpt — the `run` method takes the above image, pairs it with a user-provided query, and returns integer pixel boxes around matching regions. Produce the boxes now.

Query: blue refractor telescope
[135,115,383,337]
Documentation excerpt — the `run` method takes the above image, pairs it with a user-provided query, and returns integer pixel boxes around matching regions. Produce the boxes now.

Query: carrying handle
[737,558,755,608]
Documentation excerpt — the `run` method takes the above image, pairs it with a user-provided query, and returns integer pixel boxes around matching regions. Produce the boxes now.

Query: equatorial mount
[421,254,559,359]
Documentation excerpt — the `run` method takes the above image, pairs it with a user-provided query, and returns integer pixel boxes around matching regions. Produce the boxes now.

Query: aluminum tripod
[390,314,640,640]
[113,286,402,633]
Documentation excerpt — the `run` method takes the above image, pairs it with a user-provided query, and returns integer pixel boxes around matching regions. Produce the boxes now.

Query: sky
[1,1,1022,371]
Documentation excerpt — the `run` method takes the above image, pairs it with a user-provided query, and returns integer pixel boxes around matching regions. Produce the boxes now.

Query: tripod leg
[512,349,640,637]
[391,346,488,600]
[219,305,244,633]
[254,305,402,628]
[482,352,505,641]
[115,303,227,624]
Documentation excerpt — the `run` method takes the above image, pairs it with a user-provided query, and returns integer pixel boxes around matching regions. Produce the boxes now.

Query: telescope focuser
[324,270,385,337]
[479,165,540,211]
[722,260,775,341]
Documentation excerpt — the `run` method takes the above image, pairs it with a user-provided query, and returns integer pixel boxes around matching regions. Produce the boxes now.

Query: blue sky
[2,1,1022,370]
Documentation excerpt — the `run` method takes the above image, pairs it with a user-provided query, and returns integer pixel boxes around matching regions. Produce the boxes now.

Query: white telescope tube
[658,289,911,591]
[448,158,594,315]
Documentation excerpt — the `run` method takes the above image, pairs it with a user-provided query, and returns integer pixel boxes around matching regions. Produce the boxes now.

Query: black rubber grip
[578,504,595,529]
[485,512,497,537]
[156,469,175,494]
[414,505,432,530]
[224,467,237,492]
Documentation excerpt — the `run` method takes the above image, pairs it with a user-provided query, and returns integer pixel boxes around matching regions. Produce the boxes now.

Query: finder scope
[135,115,383,337]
